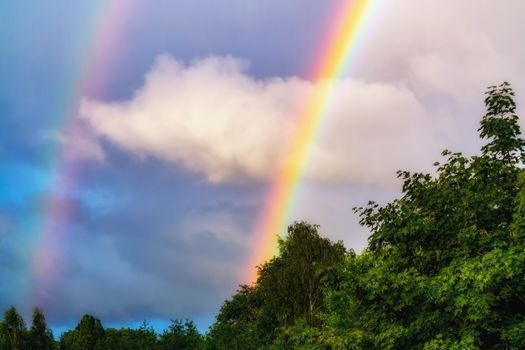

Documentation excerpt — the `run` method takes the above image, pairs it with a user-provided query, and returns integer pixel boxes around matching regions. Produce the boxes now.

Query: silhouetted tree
[29,307,55,350]
[1,306,27,350]
[59,315,105,350]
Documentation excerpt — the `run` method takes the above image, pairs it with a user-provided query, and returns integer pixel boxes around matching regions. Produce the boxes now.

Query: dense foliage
[1,83,523,349]
[207,221,346,349]
[324,82,525,349]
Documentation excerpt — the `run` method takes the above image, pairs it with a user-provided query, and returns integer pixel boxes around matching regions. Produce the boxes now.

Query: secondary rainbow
[30,0,138,304]
[247,0,378,282]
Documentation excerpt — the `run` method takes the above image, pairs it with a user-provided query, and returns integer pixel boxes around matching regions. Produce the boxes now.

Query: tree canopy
[325,82,525,349]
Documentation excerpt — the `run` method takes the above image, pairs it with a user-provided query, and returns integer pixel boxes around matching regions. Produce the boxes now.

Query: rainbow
[247,0,379,282]
[30,0,138,305]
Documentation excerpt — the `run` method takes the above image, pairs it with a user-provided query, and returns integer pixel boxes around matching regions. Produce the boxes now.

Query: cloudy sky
[1,0,524,332]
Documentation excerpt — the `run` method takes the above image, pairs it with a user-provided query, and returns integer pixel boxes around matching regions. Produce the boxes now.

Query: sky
[1,0,525,334]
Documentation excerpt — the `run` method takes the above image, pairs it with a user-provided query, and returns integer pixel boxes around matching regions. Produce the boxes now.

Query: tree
[479,82,525,162]
[207,221,346,348]
[1,306,27,350]
[29,307,55,350]
[157,319,203,350]
[206,285,261,350]
[326,82,525,349]
[59,315,105,350]
[103,325,157,350]
[257,221,346,330]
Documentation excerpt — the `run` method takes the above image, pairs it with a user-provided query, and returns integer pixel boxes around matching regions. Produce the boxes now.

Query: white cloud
[81,55,307,184]
[80,55,447,185]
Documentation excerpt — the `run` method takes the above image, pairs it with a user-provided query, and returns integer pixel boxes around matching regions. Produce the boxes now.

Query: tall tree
[257,221,346,329]
[29,307,55,350]
[1,306,27,350]
[59,315,105,350]
[207,221,346,348]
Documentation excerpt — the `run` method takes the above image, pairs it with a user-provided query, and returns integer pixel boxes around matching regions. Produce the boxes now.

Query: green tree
[59,330,74,350]
[1,306,27,350]
[207,221,346,348]
[29,307,55,350]
[326,82,525,349]
[157,319,203,350]
[257,221,346,331]
[206,285,261,350]
[103,325,157,350]
[59,315,105,350]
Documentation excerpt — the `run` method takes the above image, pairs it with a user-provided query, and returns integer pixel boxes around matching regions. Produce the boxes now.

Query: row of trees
[0,308,203,349]
[0,307,54,350]
[1,82,524,349]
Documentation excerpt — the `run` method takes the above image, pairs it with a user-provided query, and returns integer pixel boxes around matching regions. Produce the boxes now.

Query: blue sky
[1,0,525,333]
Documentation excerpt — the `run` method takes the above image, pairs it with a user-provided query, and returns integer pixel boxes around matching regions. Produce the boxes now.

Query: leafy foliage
[325,82,525,349]
[0,307,28,350]
[59,315,105,350]
[207,221,347,349]
[206,284,261,350]
[29,308,55,350]
[103,324,157,350]
[157,319,203,350]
